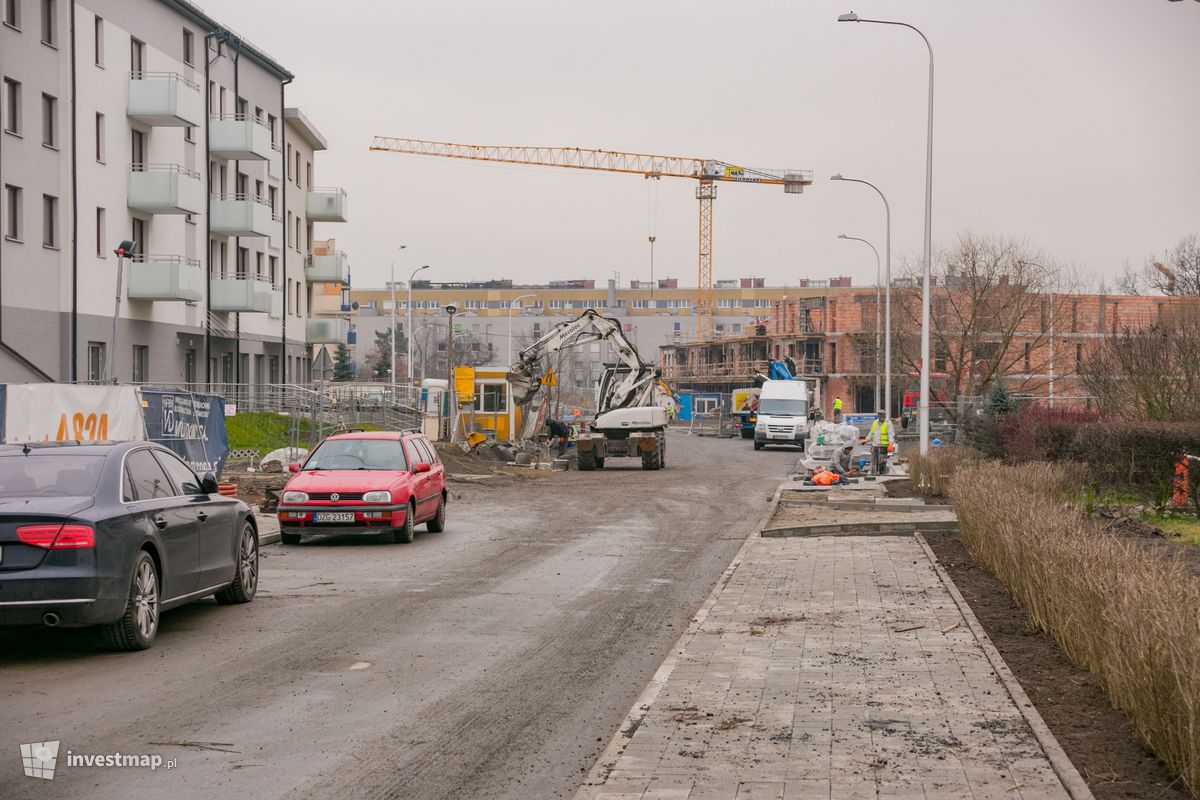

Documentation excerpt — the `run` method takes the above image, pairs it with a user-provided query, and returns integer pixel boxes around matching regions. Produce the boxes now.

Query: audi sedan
[276,430,447,544]
[0,442,258,650]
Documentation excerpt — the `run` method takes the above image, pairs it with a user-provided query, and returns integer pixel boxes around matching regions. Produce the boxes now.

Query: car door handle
[153,515,168,529]
[196,511,209,523]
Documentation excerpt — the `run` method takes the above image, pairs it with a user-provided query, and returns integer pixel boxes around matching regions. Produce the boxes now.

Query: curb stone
[915,532,1096,800]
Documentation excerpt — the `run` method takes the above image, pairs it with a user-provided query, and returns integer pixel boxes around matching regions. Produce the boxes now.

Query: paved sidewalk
[576,529,1082,799]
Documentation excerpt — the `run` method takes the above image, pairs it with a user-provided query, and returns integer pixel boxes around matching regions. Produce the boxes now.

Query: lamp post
[837,234,882,411]
[389,245,406,403]
[406,264,430,404]
[445,304,458,442]
[506,293,538,442]
[839,10,935,455]
[108,239,137,383]
[831,174,892,416]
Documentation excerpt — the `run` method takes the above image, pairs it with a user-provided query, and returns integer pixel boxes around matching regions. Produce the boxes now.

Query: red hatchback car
[276,431,447,545]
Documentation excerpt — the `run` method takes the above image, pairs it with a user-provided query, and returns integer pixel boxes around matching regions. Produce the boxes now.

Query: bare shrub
[908,446,981,496]
[948,462,1200,796]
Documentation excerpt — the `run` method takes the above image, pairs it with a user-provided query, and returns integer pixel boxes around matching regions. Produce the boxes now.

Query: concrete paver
[577,529,1078,800]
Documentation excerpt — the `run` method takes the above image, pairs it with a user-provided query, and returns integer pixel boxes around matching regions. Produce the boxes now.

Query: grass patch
[225,413,312,453]
[1143,514,1200,545]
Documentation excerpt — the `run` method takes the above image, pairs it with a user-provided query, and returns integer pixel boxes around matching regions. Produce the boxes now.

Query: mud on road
[0,431,795,800]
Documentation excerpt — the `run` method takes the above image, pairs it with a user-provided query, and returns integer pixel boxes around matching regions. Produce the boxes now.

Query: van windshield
[759,399,808,417]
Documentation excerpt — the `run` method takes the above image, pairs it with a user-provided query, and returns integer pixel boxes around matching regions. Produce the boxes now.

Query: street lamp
[389,245,407,403]
[837,234,882,412]
[831,174,892,416]
[445,303,458,442]
[108,239,137,383]
[506,293,538,442]
[406,264,431,402]
[839,10,935,455]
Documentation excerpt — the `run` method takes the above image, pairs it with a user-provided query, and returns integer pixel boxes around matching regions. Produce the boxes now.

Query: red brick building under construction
[659,286,1184,419]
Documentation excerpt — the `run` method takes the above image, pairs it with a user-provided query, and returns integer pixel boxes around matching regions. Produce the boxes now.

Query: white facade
[0,0,345,386]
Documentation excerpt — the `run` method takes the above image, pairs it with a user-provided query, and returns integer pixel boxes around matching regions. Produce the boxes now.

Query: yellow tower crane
[368,137,813,338]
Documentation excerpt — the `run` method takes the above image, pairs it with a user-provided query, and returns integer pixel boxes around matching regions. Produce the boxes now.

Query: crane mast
[370,137,813,338]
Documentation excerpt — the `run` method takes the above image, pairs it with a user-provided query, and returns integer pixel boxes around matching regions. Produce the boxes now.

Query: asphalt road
[0,431,796,800]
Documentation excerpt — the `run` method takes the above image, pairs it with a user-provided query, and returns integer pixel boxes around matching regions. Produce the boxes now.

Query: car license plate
[314,512,355,523]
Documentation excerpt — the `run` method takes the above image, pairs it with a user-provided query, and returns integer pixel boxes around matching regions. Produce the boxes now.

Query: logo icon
[329,492,339,502]
[20,741,60,780]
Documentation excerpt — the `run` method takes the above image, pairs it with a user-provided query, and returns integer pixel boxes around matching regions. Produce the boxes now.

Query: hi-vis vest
[833,398,843,411]
[869,418,892,446]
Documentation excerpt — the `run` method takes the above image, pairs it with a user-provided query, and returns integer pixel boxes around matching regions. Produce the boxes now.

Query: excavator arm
[507,309,661,441]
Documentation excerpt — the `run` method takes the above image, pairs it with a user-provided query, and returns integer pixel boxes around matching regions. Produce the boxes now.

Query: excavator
[507,309,668,471]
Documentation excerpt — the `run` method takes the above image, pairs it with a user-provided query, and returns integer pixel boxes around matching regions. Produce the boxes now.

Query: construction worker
[864,409,895,475]
[831,444,855,476]
[832,395,844,424]
[547,418,571,456]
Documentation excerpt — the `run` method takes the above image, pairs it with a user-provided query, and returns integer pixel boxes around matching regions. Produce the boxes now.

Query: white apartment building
[0,0,348,386]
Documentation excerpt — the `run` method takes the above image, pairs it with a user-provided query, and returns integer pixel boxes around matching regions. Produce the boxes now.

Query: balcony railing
[268,143,283,179]
[210,275,279,313]
[306,187,347,222]
[127,164,204,215]
[126,256,204,302]
[209,114,274,161]
[127,72,203,127]
[661,357,825,382]
[306,317,350,344]
[305,250,349,284]
[210,193,275,237]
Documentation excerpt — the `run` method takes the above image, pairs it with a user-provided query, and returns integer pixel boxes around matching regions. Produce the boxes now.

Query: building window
[131,217,144,252]
[286,211,293,245]
[130,128,144,165]
[268,185,277,215]
[269,255,278,285]
[184,125,194,143]
[286,143,292,177]
[131,345,148,383]
[478,384,507,413]
[236,246,248,278]
[3,78,21,135]
[130,37,144,75]
[294,217,301,251]
[95,112,105,161]
[41,93,56,147]
[3,0,19,29]
[255,251,264,278]
[95,208,105,256]
[87,342,105,382]
[42,194,57,247]
[182,28,193,66]
[829,342,837,373]
[1023,342,1032,373]
[40,0,55,46]
[295,152,301,185]
[4,184,21,240]
[267,113,276,145]
[94,16,103,65]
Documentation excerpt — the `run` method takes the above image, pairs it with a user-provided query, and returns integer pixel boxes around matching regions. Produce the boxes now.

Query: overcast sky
[202,0,1200,291]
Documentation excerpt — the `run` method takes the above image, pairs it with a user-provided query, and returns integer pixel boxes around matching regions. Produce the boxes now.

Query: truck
[753,378,811,451]
[507,309,667,471]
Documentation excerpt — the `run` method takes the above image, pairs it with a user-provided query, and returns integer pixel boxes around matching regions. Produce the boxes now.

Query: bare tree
[1080,302,1200,421]
[891,233,1068,419]
[1121,234,1200,296]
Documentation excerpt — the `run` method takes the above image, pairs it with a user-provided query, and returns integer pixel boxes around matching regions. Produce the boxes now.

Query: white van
[753,379,810,451]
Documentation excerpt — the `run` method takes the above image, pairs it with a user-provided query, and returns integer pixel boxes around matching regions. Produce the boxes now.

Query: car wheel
[426,495,446,533]
[216,523,258,605]
[280,531,301,545]
[385,502,416,544]
[100,551,159,651]
[577,447,596,471]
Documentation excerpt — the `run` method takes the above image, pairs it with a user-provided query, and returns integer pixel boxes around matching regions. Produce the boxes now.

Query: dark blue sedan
[0,442,258,650]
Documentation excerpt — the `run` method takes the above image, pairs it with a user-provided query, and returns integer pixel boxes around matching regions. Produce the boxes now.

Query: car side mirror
[200,473,219,494]
[288,462,300,474]
[414,461,432,474]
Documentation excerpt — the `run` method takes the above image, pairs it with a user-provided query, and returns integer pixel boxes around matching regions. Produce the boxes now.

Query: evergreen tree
[332,344,355,382]
[366,325,407,381]
[984,381,1019,415]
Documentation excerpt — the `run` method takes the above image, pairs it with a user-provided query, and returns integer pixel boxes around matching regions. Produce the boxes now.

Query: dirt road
[0,432,795,800]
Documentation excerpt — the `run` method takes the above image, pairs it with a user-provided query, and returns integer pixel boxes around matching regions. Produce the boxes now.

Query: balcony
[306,188,347,222]
[127,72,203,127]
[209,114,274,161]
[210,276,278,313]
[210,194,275,237]
[306,317,350,344]
[127,165,204,215]
[269,215,283,251]
[305,250,348,284]
[126,256,204,302]
[268,145,283,179]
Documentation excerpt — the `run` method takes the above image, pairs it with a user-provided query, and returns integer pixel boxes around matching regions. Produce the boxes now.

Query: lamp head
[837,234,849,239]
[830,174,844,181]
[838,12,860,22]
[445,303,458,316]
[114,239,137,257]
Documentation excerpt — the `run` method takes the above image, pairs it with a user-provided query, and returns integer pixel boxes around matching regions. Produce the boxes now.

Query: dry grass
[949,462,1200,797]
[908,446,982,496]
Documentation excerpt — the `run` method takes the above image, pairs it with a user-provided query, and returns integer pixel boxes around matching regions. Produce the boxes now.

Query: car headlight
[282,491,309,504]
[362,490,392,504]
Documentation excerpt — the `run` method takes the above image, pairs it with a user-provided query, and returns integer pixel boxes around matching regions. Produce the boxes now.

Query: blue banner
[140,388,229,478]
